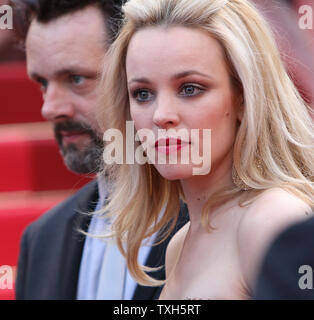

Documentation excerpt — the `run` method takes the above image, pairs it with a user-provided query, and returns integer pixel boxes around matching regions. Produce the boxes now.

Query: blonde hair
[97,0,314,286]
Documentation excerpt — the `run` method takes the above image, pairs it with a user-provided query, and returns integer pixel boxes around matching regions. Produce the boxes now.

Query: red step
[0,288,15,300]
[0,62,44,125]
[0,190,73,267]
[0,122,93,192]
[0,190,74,300]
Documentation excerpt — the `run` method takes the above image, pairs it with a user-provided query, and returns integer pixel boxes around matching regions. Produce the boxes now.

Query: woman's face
[126,26,242,181]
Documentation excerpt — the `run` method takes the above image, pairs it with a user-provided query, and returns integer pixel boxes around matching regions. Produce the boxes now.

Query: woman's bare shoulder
[237,187,312,289]
[241,187,312,223]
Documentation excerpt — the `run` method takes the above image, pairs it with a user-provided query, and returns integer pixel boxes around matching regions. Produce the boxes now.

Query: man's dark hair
[11,0,124,44]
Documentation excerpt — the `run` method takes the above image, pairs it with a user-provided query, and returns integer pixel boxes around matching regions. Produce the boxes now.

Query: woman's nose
[153,96,180,129]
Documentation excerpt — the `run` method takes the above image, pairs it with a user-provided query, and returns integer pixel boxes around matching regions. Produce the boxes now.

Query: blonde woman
[98,0,314,299]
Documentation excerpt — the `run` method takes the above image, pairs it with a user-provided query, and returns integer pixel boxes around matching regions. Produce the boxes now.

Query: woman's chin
[154,164,194,181]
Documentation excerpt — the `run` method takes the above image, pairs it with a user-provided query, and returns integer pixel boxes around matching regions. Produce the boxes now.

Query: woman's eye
[133,89,154,102]
[179,85,203,97]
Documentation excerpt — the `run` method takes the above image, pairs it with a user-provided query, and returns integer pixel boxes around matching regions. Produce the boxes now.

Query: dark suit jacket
[16,180,189,300]
[254,216,314,300]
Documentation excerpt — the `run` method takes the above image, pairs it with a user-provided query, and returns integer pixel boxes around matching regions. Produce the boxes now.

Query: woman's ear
[237,99,244,122]
[232,94,244,123]
[232,80,244,122]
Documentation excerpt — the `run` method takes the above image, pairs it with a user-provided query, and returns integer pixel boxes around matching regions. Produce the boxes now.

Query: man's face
[26,5,107,174]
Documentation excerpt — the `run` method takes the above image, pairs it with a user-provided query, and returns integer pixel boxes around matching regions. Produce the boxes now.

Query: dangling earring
[255,157,263,172]
[232,165,250,191]
[232,156,264,191]
[147,165,153,196]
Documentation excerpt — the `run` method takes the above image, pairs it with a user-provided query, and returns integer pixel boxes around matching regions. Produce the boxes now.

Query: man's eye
[133,89,154,102]
[71,75,85,85]
[37,78,48,92]
[179,85,203,97]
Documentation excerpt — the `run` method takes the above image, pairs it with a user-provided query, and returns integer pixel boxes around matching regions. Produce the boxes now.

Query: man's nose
[153,95,180,129]
[41,83,74,121]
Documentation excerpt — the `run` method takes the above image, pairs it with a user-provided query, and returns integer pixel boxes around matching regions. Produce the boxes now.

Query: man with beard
[13,0,188,300]
[53,120,104,175]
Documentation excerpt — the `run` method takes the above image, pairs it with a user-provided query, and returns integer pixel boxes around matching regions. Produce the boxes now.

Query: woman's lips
[154,137,190,155]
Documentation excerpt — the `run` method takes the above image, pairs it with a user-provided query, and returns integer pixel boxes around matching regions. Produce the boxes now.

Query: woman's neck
[180,150,234,228]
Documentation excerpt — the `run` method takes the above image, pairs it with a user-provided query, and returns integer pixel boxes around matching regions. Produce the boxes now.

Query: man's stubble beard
[54,120,104,175]
[61,141,104,175]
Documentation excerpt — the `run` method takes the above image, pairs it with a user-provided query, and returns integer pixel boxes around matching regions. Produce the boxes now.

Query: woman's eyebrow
[171,70,213,80]
[128,70,213,85]
[128,77,151,85]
